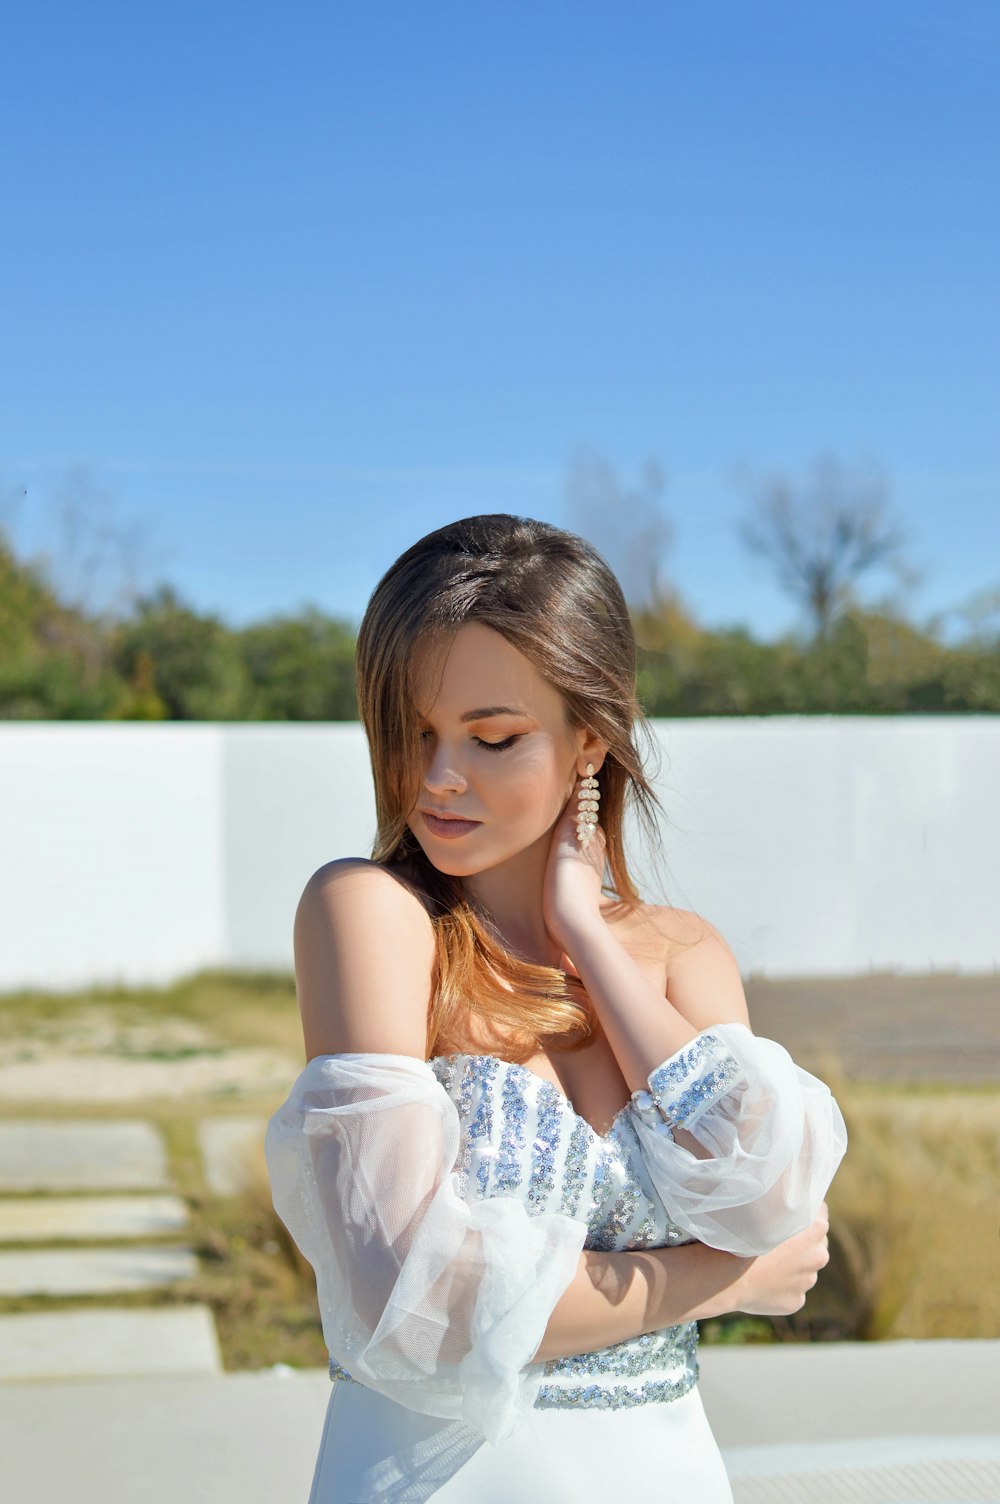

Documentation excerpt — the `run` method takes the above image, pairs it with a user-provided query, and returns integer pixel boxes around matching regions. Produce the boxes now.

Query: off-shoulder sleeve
[264,1052,588,1445]
[627,1022,847,1257]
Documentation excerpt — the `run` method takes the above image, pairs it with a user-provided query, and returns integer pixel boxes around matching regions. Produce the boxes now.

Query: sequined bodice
[429,1052,691,1253]
[331,1050,702,1410]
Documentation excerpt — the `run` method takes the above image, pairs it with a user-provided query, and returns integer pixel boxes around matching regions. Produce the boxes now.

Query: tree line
[1,454,998,719]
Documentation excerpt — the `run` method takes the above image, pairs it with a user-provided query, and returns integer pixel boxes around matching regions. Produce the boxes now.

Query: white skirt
[308,1380,735,1504]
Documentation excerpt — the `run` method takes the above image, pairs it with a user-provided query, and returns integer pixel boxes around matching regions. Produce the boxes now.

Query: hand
[726,1203,831,1317]
[541,775,607,957]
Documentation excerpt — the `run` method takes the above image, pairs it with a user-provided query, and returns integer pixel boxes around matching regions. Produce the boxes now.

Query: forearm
[562,918,699,1092]
[532,1239,752,1364]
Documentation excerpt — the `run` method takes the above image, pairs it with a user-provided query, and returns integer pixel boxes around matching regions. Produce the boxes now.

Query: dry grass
[702,1068,1000,1345]
[0,967,305,1057]
[2,971,997,1365]
[821,1076,1000,1340]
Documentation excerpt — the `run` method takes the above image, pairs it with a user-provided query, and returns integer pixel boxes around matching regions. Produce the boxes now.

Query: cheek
[495,749,567,822]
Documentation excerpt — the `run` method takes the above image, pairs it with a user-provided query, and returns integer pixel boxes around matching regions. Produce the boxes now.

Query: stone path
[0,1118,221,1379]
[0,1193,188,1241]
[0,1245,199,1296]
[0,1120,169,1191]
[0,1306,222,1381]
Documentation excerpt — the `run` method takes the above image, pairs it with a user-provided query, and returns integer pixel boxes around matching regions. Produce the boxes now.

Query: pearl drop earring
[576,763,601,848]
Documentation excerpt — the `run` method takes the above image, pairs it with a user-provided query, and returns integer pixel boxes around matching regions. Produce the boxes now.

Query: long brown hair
[355,514,668,1061]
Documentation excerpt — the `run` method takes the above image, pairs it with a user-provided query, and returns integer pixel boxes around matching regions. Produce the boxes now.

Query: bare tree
[733,452,918,641]
[5,465,162,624]
[46,465,156,621]
[566,449,673,611]
[0,476,29,541]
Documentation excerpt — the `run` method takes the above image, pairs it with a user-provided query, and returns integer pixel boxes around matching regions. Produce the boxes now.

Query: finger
[560,951,581,978]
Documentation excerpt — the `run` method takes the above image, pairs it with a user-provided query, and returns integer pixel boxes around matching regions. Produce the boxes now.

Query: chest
[428,1050,688,1253]
[456,932,668,1139]
[518,1033,633,1139]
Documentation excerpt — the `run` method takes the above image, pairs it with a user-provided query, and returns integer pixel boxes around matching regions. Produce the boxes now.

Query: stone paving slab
[0,1193,188,1243]
[0,1245,197,1295]
[0,1120,169,1192]
[727,1435,1000,1503]
[0,1048,299,1102]
[0,1305,222,1380]
[197,1116,266,1197]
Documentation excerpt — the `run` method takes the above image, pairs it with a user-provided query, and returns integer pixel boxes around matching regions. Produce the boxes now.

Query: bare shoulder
[601,898,709,958]
[613,901,750,1030]
[293,858,437,1060]
[300,856,434,925]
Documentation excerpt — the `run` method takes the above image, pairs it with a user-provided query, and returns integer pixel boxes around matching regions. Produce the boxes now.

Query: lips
[421,810,482,839]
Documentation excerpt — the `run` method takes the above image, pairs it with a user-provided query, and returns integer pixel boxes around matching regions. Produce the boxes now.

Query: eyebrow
[459,705,530,723]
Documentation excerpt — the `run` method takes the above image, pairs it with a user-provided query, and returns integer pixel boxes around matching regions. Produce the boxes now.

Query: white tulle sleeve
[264,1052,588,1445]
[627,1022,848,1257]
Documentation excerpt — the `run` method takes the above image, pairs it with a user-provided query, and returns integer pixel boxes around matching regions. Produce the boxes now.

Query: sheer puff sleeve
[628,1023,847,1257]
[264,1052,588,1445]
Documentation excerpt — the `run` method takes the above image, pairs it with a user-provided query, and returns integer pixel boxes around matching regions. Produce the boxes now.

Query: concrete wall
[0,717,996,991]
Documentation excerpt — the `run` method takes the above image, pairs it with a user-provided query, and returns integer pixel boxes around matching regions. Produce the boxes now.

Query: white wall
[0,717,996,991]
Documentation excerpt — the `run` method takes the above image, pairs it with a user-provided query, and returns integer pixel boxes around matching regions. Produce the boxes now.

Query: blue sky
[2,1,997,642]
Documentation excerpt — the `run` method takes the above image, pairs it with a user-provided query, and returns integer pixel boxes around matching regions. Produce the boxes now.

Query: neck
[460,832,562,967]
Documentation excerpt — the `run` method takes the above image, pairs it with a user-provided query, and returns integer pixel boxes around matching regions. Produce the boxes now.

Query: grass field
[1,969,997,1366]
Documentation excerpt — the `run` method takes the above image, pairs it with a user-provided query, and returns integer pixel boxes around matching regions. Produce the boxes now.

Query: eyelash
[419,732,520,753]
[475,735,519,753]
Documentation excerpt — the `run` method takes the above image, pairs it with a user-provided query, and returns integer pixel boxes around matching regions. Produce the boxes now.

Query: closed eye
[474,735,520,752]
[417,730,521,753]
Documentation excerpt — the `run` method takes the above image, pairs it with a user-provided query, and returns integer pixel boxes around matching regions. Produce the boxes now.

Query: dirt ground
[744,972,999,1086]
[0,970,995,1104]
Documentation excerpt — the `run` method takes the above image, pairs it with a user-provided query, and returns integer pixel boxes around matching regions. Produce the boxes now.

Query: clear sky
[2,1,997,642]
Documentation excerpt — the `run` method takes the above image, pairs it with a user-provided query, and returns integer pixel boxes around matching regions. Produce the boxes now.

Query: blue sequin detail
[541,1322,697,1384]
[648,1034,741,1128]
[452,1059,479,1195]
[648,1032,723,1091]
[559,1118,592,1219]
[493,1066,527,1193]
[526,1082,563,1213]
[468,1055,499,1198]
[587,1140,616,1224]
[330,1325,701,1413]
[590,1145,642,1252]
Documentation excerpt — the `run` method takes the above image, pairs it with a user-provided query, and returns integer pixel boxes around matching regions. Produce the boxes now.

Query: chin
[427,857,484,879]
[434,834,545,881]
[414,850,484,881]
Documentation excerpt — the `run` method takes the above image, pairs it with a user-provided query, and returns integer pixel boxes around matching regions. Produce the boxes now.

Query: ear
[574,727,608,776]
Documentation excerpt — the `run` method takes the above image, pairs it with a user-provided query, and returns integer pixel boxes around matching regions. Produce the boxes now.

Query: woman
[266,514,847,1503]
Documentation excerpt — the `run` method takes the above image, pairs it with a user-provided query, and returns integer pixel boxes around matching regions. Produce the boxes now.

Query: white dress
[265,1023,847,1503]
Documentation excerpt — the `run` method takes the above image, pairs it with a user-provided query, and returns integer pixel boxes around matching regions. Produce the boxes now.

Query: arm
[533,1241,751,1362]
[553,904,750,1100]
[266,1047,588,1444]
[266,861,587,1443]
[535,904,833,1356]
[544,808,847,1255]
[626,1018,847,1254]
[569,917,846,1255]
[535,1202,831,1363]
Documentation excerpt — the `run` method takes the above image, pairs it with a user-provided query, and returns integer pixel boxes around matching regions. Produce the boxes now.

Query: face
[406,622,598,878]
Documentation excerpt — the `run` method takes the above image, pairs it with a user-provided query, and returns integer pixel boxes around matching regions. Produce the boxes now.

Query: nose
[422,741,468,796]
